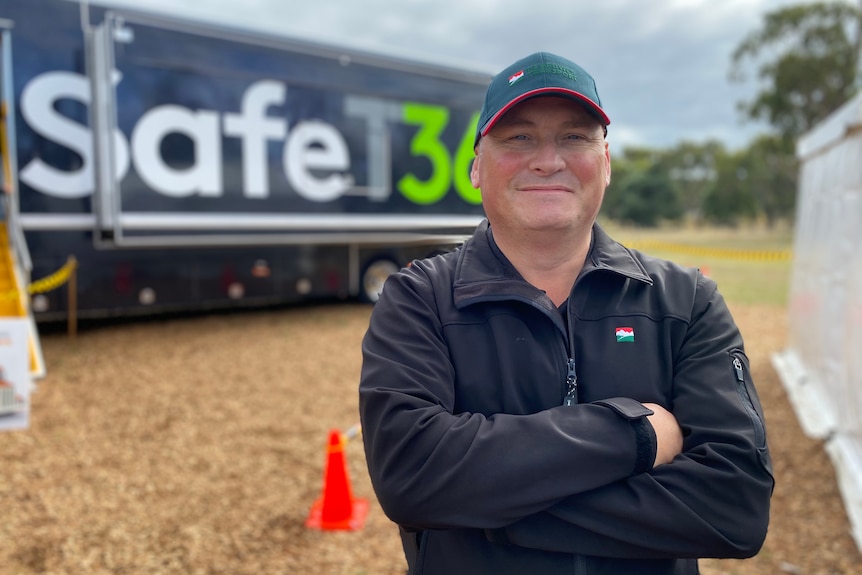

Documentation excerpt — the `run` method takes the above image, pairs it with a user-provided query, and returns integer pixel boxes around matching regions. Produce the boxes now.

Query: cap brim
[479,87,610,140]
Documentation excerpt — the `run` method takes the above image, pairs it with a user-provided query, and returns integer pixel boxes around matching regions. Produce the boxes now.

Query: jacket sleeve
[359,262,657,531]
[492,277,774,558]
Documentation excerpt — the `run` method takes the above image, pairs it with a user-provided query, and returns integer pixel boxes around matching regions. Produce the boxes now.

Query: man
[358,52,773,575]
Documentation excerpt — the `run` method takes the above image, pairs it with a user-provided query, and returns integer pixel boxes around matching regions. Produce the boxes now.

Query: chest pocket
[444,309,566,416]
[573,317,676,405]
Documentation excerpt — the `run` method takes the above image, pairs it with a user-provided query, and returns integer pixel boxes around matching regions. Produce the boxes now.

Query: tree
[702,150,760,226]
[604,148,683,227]
[744,134,799,225]
[730,1,862,141]
[660,140,726,223]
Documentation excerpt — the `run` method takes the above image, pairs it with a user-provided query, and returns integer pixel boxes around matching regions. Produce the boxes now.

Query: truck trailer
[0,0,489,329]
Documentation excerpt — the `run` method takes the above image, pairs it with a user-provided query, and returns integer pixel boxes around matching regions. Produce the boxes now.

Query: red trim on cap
[481,87,610,138]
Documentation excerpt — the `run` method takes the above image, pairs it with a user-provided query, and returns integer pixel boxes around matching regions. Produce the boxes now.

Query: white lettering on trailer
[19,71,130,198]
[18,74,356,202]
[223,80,287,199]
[284,121,351,202]
[132,106,222,197]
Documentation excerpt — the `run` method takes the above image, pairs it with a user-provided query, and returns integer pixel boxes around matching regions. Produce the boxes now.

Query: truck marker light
[296,278,312,295]
[138,287,156,305]
[227,283,244,299]
[251,260,271,278]
[31,295,49,313]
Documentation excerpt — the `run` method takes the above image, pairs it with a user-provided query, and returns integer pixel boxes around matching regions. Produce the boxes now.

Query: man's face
[470,96,611,236]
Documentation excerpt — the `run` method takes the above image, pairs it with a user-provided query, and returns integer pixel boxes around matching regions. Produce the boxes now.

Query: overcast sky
[95,0,824,154]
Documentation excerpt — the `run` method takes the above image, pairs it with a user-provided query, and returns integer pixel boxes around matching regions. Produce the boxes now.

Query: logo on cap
[508,70,525,85]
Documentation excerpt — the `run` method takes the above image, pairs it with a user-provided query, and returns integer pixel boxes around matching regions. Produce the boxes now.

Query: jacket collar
[453,219,652,307]
[584,224,653,284]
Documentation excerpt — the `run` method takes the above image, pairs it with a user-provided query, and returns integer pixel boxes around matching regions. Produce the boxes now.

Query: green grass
[601,222,794,307]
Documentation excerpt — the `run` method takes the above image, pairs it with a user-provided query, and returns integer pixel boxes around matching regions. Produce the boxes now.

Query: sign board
[0,318,32,430]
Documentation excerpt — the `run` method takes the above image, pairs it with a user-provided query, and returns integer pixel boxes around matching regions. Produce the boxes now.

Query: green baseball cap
[475,52,610,145]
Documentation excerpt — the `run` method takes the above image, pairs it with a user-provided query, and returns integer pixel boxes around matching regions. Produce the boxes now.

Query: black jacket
[359,220,774,575]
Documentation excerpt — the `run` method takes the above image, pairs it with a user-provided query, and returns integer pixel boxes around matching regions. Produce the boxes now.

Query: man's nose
[529,140,567,173]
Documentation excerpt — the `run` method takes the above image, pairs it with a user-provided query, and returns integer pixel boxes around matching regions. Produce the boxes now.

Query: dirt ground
[1,302,860,575]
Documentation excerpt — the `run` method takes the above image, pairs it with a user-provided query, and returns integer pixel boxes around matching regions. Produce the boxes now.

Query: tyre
[360,257,401,303]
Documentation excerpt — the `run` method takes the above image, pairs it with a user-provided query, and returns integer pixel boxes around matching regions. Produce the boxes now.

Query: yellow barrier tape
[28,257,78,295]
[624,240,792,262]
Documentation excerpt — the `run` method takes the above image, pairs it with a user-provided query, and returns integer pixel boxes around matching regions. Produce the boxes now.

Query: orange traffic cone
[305,429,369,531]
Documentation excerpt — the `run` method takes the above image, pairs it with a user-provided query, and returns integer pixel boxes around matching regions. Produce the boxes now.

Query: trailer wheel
[360,257,401,303]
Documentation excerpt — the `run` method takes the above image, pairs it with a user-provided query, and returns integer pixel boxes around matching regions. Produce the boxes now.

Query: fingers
[643,402,683,467]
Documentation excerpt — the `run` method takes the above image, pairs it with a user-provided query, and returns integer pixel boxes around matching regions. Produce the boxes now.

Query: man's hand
[643,403,682,468]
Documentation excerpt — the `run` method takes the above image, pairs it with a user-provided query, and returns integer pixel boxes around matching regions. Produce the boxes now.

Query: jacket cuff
[629,416,657,475]
[592,397,657,475]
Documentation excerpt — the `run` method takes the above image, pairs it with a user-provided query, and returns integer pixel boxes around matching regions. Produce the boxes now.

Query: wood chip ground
[1,303,859,574]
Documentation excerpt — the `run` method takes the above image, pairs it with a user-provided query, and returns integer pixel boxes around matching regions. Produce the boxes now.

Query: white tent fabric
[773,90,862,550]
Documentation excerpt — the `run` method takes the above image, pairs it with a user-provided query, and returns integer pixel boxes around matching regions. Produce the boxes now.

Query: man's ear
[604,141,612,186]
[470,151,481,189]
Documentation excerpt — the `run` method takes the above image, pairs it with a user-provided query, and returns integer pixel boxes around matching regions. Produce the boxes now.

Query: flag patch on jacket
[615,327,634,342]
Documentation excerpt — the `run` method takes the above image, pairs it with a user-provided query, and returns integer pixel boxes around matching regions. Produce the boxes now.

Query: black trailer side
[1,0,489,320]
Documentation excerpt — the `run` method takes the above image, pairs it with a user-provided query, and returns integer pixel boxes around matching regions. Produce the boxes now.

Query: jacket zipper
[562,288,579,407]
[563,357,578,406]
[732,354,766,448]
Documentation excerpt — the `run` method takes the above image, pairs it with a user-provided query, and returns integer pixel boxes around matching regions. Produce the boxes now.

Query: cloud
[94,0,815,151]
